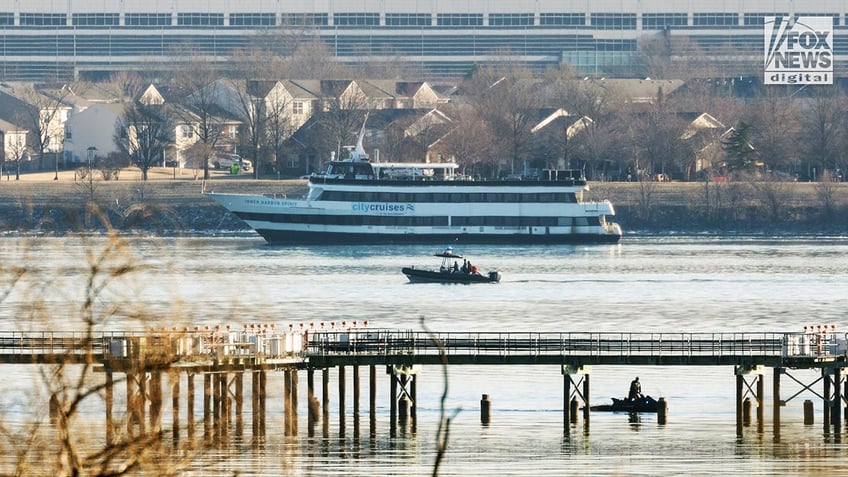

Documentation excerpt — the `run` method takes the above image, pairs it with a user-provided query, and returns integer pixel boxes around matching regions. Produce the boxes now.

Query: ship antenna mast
[352,112,369,161]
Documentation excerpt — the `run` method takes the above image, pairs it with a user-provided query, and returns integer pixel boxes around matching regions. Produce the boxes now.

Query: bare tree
[114,102,174,180]
[4,129,29,180]
[438,105,496,178]
[11,83,71,176]
[746,91,799,176]
[466,66,541,177]
[172,61,228,180]
[798,88,846,181]
[319,89,372,161]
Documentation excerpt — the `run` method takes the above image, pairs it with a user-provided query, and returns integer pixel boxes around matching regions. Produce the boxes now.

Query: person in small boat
[461,259,469,273]
[628,377,643,400]
[452,261,459,273]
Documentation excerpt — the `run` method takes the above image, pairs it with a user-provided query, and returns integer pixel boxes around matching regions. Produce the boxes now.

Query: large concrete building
[0,1,845,80]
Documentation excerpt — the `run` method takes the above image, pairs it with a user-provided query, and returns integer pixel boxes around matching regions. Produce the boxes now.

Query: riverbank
[1,168,846,236]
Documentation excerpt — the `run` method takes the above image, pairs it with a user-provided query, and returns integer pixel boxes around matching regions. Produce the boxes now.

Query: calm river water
[1,234,847,475]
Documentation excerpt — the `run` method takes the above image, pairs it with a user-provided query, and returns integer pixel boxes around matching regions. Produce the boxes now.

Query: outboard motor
[489,271,502,283]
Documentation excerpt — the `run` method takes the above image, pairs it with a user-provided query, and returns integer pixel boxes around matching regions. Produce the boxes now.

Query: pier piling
[480,394,491,425]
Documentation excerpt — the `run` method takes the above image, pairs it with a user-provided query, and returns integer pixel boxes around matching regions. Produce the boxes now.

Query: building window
[693,13,739,27]
[177,13,224,27]
[642,13,688,29]
[125,13,172,26]
[72,13,119,27]
[437,13,484,27]
[489,13,534,27]
[539,13,585,26]
[0,12,14,26]
[281,13,328,26]
[743,13,789,26]
[20,13,66,26]
[795,13,839,26]
[181,126,194,139]
[292,101,304,115]
[286,155,300,168]
[229,13,276,27]
[590,13,636,30]
[334,13,379,27]
[385,13,431,27]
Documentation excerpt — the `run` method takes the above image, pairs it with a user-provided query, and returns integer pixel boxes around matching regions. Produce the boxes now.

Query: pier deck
[0,330,842,369]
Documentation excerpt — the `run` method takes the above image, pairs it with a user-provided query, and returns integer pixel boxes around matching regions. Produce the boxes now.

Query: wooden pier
[2,327,846,440]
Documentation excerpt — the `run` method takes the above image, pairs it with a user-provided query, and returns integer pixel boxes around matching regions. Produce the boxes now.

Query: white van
[212,153,252,172]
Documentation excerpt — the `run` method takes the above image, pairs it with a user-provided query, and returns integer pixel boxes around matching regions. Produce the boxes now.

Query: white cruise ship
[206,133,621,245]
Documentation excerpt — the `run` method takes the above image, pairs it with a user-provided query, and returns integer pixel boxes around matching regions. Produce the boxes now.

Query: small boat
[590,395,660,413]
[402,248,502,284]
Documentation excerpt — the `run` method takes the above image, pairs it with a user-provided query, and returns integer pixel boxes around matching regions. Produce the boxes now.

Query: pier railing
[305,331,847,367]
[0,330,843,368]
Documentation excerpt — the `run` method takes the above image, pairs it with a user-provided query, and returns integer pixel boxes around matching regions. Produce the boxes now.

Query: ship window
[575,217,588,226]
[557,217,574,226]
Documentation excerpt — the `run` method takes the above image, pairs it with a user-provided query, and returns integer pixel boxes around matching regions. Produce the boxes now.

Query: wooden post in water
[212,372,221,436]
[307,368,317,434]
[480,394,491,425]
[742,397,752,426]
[137,372,147,435]
[150,371,162,435]
[657,397,668,425]
[563,374,571,431]
[105,368,114,444]
[338,365,347,437]
[369,365,377,437]
[353,365,360,419]
[736,373,743,436]
[222,373,231,436]
[570,398,579,424]
[259,369,267,438]
[126,372,136,437]
[390,370,398,437]
[833,367,842,434]
[204,373,212,438]
[187,372,195,440]
[773,367,782,438]
[824,369,832,432]
[284,370,292,436]
[804,399,814,425]
[756,372,764,433]
[291,369,299,436]
[235,371,244,437]
[322,368,330,437]
[251,370,259,442]
[171,370,180,442]
[352,365,360,438]
[410,373,418,433]
[582,373,590,428]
